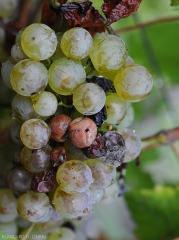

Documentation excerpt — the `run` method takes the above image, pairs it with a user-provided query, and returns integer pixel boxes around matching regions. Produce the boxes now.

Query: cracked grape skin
[114,64,153,102]
[21,23,58,60]
[61,27,93,60]
[48,57,86,95]
[20,119,51,149]
[56,160,93,194]
[89,34,128,73]
[73,83,106,115]
[10,59,48,97]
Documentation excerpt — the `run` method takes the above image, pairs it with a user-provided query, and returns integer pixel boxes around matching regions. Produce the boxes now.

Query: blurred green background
[0,0,179,239]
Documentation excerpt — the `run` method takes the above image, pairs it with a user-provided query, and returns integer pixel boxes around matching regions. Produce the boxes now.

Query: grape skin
[10,59,48,97]
[48,57,86,95]
[105,93,127,124]
[85,158,116,189]
[117,128,141,163]
[17,191,51,222]
[54,187,93,219]
[32,91,58,117]
[56,160,93,194]
[61,27,93,60]
[89,34,128,73]
[0,189,18,223]
[73,83,106,115]
[114,64,153,102]
[12,94,39,122]
[21,23,58,60]
[20,119,51,149]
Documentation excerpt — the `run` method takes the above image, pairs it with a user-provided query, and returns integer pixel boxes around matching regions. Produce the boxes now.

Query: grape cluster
[0,10,153,238]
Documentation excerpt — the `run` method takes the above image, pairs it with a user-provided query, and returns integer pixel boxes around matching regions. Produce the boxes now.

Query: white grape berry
[11,43,28,63]
[0,0,18,18]
[11,94,40,122]
[61,27,93,60]
[56,160,93,193]
[10,59,48,96]
[1,57,16,90]
[10,119,24,146]
[117,102,135,129]
[0,189,18,223]
[20,119,51,149]
[73,83,106,115]
[32,91,58,117]
[105,93,127,124]
[117,128,141,163]
[114,64,153,102]
[21,23,57,60]
[85,158,116,189]
[48,57,86,95]
[89,34,127,73]
[54,187,93,219]
[17,191,51,222]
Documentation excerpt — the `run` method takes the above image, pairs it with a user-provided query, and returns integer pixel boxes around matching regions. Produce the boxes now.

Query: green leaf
[125,185,179,240]
[171,0,179,6]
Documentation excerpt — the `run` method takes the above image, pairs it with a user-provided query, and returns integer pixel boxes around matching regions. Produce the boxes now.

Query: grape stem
[141,127,179,150]
[116,16,179,34]
[22,223,35,240]
[59,101,74,108]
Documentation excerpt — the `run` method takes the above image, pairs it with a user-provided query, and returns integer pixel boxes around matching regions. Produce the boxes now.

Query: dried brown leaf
[102,0,142,25]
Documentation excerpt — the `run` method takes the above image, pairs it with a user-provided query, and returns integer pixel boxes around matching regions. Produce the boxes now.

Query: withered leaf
[102,0,142,25]
[60,1,105,36]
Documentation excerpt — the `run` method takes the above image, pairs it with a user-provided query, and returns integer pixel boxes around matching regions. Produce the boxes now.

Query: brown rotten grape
[49,114,72,142]
[68,117,97,148]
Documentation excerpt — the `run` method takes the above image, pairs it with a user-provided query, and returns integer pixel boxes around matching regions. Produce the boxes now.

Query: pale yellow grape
[11,43,28,63]
[114,64,153,102]
[56,160,93,193]
[89,34,127,73]
[12,94,39,122]
[50,32,66,61]
[48,227,78,240]
[10,119,24,146]
[54,187,92,219]
[61,27,93,60]
[1,57,16,90]
[48,57,86,95]
[117,128,141,163]
[21,23,57,60]
[0,0,17,18]
[20,119,50,149]
[0,189,18,223]
[15,28,25,45]
[90,187,104,204]
[125,55,134,66]
[85,159,116,189]
[117,102,135,129]
[32,91,58,117]
[100,181,118,204]
[105,93,127,124]
[73,83,106,115]
[17,191,50,222]
[10,59,48,96]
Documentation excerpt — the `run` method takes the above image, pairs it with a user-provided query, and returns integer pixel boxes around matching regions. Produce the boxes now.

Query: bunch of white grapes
[0,20,153,238]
